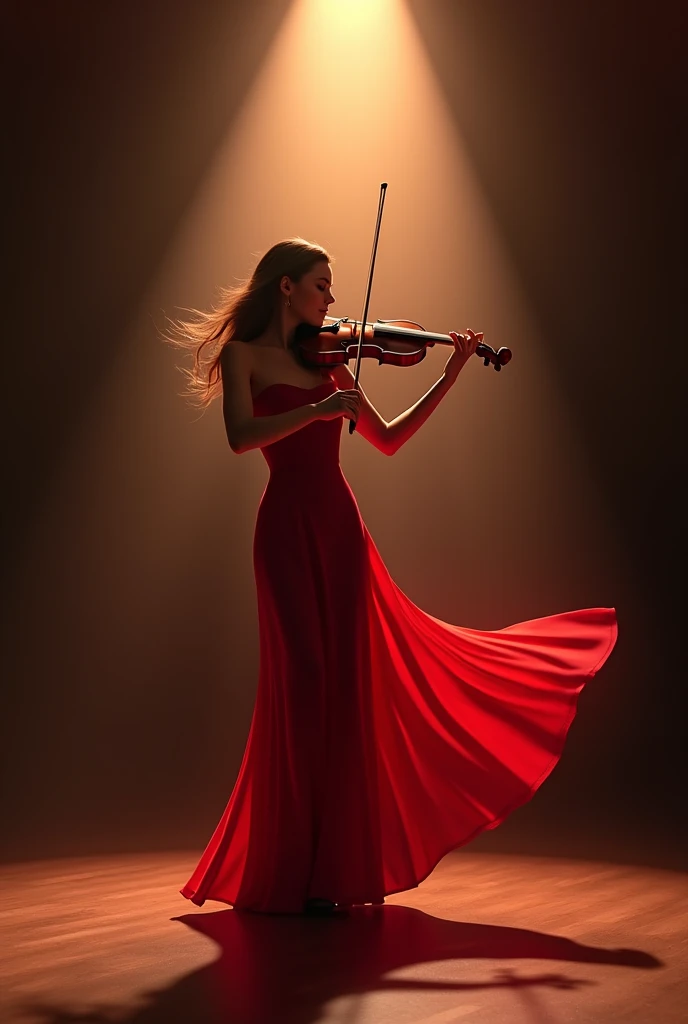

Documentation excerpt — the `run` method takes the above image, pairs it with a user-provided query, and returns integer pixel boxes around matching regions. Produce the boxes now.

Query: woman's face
[286,261,336,326]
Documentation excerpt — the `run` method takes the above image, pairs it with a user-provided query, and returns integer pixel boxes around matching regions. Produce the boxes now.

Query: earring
[285,297,291,308]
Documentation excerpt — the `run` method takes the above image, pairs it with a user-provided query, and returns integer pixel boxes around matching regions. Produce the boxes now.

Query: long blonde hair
[161,237,331,409]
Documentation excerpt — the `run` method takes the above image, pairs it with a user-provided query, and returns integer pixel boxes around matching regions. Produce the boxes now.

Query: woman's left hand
[443,329,483,385]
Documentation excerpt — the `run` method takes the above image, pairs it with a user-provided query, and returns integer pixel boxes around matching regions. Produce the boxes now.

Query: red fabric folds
[180,379,617,914]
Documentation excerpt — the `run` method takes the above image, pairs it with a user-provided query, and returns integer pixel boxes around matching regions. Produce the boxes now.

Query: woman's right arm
[220,342,321,454]
[221,343,361,454]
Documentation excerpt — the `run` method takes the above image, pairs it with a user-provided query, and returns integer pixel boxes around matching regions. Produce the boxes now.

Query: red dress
[180,378,618,913]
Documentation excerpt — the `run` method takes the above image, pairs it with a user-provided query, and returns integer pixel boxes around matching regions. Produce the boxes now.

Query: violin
[294,316,512,372]
[297,182,512,435]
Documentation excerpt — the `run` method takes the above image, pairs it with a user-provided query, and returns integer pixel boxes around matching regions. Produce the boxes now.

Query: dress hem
[179,616,618,914]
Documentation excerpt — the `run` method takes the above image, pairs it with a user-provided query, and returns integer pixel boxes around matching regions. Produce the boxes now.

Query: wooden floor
[1,849,686,1024]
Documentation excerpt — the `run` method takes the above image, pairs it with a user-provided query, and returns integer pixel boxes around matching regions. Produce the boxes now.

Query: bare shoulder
[220,339,253,371]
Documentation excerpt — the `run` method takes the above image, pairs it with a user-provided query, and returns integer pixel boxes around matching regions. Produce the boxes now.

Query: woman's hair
[161,236,331,409]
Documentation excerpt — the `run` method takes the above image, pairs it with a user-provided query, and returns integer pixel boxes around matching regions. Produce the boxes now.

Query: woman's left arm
[385,329,482,456]
[329,330,481,456]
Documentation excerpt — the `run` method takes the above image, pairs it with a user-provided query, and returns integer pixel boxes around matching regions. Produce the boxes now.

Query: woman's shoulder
[220,339,253,362]
[219,340,254,383]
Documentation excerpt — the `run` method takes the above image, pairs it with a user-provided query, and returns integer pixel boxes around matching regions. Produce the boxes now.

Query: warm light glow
[323,0,389,13]
[100,0,623,643]
[149,0,496,347]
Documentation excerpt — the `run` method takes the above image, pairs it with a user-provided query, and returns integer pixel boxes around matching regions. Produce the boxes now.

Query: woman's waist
[262,457,344,479]
[256,466,363,537]
[259,461,355,500]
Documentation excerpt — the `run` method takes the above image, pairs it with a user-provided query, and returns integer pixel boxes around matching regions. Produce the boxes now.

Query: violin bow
[349,182,388,435]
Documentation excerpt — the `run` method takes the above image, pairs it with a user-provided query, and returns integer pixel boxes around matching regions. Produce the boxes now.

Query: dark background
[1,1,685,869]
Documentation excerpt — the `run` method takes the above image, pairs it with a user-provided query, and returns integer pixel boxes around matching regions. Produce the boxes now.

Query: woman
[165,237,618,916]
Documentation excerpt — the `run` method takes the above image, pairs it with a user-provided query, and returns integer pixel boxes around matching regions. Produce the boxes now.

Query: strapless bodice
[252,379,342,475]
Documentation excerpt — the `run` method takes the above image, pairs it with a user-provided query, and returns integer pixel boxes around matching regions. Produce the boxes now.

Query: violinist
[223,250,484,456]
[169,241,487,456]
[166,235,617,917]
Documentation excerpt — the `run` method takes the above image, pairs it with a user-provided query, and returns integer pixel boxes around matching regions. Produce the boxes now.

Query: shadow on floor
[22,903,661,1024]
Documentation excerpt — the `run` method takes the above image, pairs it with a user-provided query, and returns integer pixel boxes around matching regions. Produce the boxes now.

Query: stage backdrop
[0,0,683,867]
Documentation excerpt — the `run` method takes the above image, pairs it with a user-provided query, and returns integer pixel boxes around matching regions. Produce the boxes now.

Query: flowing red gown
[180,377,618,914]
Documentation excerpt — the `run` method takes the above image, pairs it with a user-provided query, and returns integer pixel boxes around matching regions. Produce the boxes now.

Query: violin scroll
[476,342,512,371]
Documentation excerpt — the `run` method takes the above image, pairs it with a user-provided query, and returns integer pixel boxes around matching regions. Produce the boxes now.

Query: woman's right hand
[314,389,361,424]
